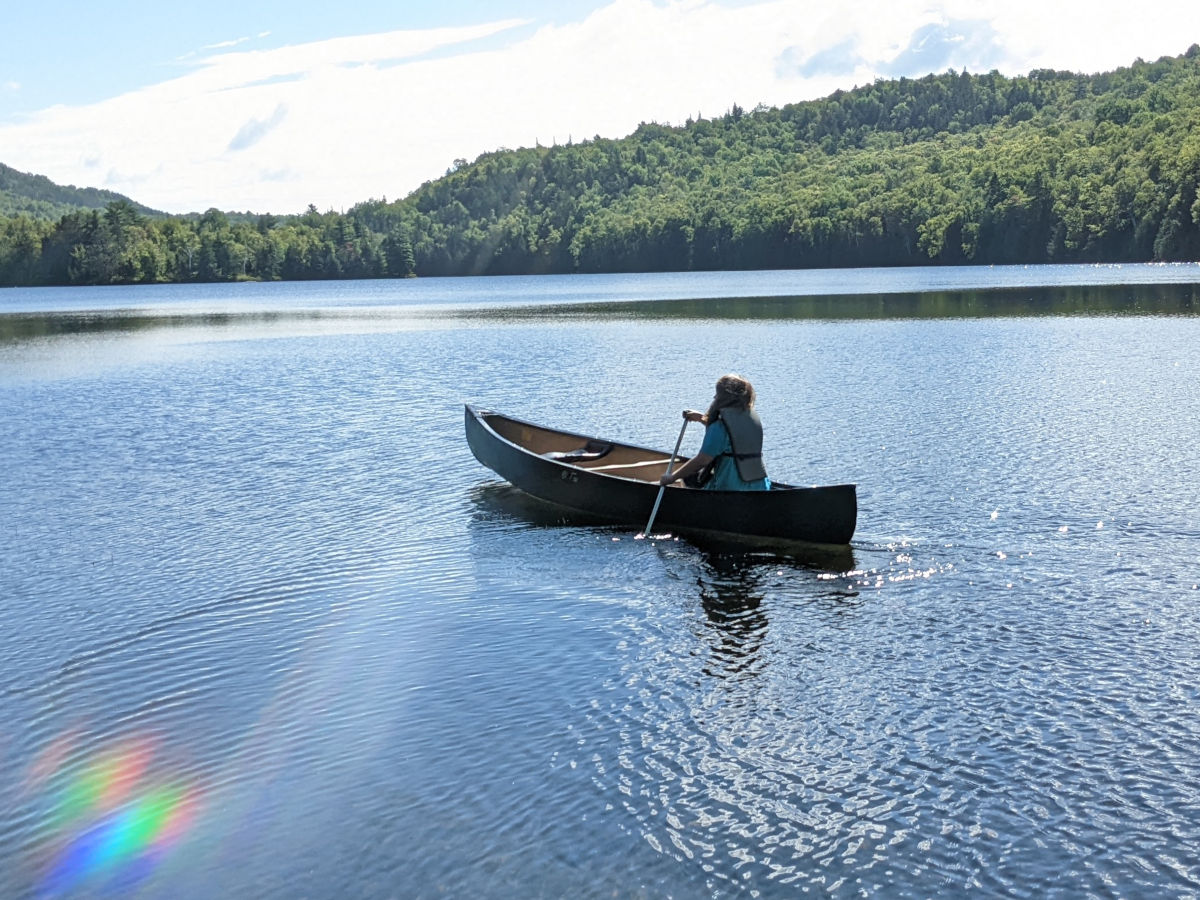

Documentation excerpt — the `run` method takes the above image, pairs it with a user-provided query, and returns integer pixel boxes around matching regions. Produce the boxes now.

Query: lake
[2,264,1199,898]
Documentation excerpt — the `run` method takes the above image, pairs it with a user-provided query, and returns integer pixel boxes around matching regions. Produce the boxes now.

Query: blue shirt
[699,421,771,491]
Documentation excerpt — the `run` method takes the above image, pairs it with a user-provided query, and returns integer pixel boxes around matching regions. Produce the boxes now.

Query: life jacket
[717,407,767,482]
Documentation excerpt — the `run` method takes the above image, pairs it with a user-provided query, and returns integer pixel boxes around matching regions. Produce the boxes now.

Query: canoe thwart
[585,458,670,472]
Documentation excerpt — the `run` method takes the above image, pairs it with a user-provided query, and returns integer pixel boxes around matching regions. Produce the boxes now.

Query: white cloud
[2,0,1197,214]
[204,36,252,51]
[2,80,19,94]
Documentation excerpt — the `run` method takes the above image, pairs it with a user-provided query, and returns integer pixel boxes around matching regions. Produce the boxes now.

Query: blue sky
[2,0,1197,214]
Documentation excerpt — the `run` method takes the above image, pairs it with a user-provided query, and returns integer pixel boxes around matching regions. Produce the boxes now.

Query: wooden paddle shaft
[641,416,689,536]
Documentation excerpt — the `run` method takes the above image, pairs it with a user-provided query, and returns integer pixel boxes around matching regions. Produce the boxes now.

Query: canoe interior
[484,412,811,490]
[486,414,681,484]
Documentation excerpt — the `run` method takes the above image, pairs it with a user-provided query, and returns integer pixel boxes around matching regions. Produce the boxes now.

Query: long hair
[704,373,756,424]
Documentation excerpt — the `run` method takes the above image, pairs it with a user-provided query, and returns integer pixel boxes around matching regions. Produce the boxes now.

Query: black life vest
[718,407,767,482]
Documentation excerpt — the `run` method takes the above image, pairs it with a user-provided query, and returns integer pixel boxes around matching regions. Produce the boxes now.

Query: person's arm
[658,411,718,485]
[658,451,713,486]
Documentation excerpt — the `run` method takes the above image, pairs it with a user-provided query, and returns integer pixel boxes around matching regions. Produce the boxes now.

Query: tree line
[2,46,1199,286]
[0,204,416,286]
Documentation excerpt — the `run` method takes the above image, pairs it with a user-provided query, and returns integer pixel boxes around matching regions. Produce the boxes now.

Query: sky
[2,0,1199,215]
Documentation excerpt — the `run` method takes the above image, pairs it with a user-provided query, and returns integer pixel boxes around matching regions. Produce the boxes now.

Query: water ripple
[4,297,1200,897]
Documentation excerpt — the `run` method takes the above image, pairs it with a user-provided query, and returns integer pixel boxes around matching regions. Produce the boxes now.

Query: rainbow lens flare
[30,735,201,896]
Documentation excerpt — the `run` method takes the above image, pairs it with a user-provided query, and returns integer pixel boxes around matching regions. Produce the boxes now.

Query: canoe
[464,405,857,546]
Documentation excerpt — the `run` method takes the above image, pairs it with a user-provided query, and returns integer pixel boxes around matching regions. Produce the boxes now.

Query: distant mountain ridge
[0,162,163,220]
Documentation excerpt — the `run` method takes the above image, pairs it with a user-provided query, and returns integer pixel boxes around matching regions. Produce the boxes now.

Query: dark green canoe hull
[465,405,857,546]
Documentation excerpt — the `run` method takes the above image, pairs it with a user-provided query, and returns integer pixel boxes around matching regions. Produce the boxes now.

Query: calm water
[2,267,1199,898]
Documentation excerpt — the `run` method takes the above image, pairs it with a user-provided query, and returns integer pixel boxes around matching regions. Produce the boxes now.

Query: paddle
[639,415,689,539]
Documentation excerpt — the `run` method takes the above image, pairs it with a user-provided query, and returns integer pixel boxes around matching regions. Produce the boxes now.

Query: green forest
[0,162,162,222]
[2,46,1199,286]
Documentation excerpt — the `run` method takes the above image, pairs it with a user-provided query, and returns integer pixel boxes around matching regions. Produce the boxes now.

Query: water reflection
[470,479,863,681]
[0,308,447,343]
[695,553,769,679]
[469,282,1200,322]
[468,481,618,531]
[692,544,859,679]
[0,310,320,342]
[4,282,1198,346]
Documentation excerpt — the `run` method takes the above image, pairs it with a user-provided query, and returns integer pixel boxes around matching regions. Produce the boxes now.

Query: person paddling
[658,374,771,491]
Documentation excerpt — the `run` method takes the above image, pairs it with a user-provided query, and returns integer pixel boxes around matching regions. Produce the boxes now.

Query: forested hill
[0,163,161,221]
[3,46,1200,286]
[378,45,1200,274]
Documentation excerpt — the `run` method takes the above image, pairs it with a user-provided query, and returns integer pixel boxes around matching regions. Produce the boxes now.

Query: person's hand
[658,472,676,486]
[683,409,705,423]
